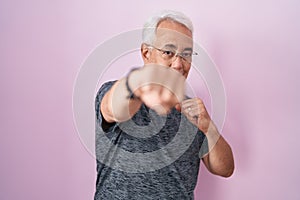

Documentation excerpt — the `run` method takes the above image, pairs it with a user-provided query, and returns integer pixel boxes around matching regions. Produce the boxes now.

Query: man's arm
[201,124,234,177]
[180,98,234,177]
[101,65,185,123]
[101,77,142,123]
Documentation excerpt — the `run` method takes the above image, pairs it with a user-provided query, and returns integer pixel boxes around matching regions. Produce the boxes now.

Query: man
[95,10,234,199]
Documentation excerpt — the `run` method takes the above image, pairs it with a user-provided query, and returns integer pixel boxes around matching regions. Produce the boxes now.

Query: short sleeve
[95,80,117,131]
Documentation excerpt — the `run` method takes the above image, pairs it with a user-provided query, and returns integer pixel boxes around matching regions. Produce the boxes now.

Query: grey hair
[142,10,194,45]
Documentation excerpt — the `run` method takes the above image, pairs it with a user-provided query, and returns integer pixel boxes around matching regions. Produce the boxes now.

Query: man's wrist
[125,68,140,100]
[204,121,221,149]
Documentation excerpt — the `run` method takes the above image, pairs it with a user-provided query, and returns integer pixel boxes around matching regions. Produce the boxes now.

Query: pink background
[1,0,300,199]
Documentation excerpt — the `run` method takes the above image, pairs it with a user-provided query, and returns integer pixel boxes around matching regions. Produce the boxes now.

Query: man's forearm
[202,122,235,177]
[101,65,186,123]
[101,78,142,123]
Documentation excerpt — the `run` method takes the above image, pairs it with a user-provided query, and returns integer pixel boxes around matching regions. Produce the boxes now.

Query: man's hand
[102,64,186,122]
[176,98,211,133]
[130,64,186,115]
[176,98,234,177]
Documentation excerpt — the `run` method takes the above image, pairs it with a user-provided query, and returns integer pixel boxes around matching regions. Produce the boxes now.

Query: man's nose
[170,56,184,73]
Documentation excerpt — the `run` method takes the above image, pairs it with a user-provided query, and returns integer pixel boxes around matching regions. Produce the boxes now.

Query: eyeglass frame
[147,44,198,64]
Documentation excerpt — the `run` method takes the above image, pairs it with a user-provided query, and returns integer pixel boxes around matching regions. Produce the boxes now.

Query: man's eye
[182,52,192,58]
[163,50,174,56]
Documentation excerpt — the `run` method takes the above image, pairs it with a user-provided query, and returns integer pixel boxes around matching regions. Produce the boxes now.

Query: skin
[142,19,193,78]
[101,19,234,177]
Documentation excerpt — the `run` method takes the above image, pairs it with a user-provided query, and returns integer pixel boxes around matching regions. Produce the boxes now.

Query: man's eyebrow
[183,47,193,52]
[162,44,177,49]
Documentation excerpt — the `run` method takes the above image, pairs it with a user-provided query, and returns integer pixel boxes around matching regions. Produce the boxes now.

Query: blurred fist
[130,64,186,115]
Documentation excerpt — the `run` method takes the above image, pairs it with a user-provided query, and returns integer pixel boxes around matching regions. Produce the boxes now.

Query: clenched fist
[129,64,186,115]
[176,98,211,133]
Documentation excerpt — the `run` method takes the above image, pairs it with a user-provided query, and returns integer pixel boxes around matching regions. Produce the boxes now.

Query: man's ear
[141,43,151,63]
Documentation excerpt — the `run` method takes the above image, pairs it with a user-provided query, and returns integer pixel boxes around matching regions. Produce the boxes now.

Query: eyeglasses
[149,45,198,64]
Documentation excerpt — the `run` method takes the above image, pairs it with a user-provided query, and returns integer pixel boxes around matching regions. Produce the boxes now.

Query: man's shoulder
[95,80,117,99]
[98,80,117,93]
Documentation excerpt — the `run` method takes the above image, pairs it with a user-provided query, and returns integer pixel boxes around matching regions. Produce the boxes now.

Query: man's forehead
[154,28,194,49]
[156,19,192,37]
[153,20,193,48]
